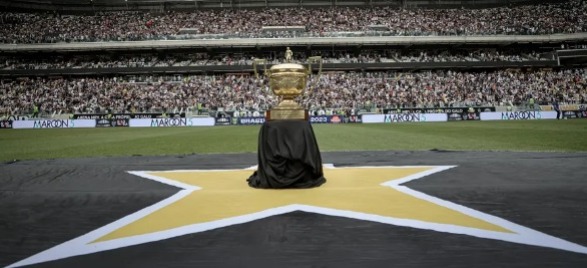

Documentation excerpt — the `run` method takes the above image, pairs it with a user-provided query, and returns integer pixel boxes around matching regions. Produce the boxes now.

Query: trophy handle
[253,58,268,79]
[307,56,322,91]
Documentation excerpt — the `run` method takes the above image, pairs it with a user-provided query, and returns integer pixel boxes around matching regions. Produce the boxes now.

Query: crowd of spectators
[0,49,553,70]
[304,69,585,113]
[391,49,552,63]
[0,55,161,70]
[1,68,585,118]
[0,0,585,44]
[466,50,550,62]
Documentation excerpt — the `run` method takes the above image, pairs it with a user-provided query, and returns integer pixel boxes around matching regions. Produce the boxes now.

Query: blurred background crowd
[1,68,585,118]
[0,0,585,44]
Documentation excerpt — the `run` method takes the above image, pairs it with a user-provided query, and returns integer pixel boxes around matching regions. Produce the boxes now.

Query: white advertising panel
[362,113,447,123]
[480,111,557,121]
[129,117,215,127]
[12,119,96,129]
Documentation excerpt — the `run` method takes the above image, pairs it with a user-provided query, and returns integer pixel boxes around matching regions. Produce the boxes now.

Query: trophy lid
[270,63,305,70]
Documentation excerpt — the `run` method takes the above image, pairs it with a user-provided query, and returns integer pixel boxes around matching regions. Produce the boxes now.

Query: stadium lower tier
[0,68,585,118]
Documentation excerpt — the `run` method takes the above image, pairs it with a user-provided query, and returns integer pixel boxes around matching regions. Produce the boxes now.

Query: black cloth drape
[247,120,326,189]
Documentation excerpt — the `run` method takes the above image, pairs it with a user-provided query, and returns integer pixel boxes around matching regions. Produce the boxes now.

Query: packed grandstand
[1,69,586,117]
[1,0,586,43]
[0,0,586,122]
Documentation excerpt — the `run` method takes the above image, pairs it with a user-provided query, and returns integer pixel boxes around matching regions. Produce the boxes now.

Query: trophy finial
[285,47,293,63]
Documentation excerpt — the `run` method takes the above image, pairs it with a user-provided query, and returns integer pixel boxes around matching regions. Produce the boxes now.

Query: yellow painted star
[98,166,507,242]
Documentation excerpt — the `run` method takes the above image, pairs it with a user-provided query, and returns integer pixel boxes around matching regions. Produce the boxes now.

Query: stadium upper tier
[0,49,554,71]
[1,0,586,44]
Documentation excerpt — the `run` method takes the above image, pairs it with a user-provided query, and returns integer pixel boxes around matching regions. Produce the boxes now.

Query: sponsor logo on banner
[75,114,108,120]
[308,115,346,124]
[113,118,130,127]
[96,119,112,128]
[466,112,479,120]
[573,105,586,118]
[384,113,426,123]
[448,112,479,121]
[383,107,495,114]
[330,115,342,123]
[129,118,214,127]
[362,113,446,123]
[96,118,130,127]
[238,117,265,125]
[0,120,12,129]
[361,113,448,123]
[77,114,130,120]
[215,117,231,126]
[134,114,156,119]
[480,111,557,121]
[563,111,577,119]
[12,119,96,129]
[74,113,185,119]
[310,116,329,123]
[150,118,191,127]
[447,113,464,121]
[348,115,362,123]
[501,111,542,120]
[34,119,74,128]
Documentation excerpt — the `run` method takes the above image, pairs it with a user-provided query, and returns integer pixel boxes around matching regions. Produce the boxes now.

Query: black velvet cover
[247,120,327,189]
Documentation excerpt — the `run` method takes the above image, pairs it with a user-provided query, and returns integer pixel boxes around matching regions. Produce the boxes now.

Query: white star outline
[7,165,587,268]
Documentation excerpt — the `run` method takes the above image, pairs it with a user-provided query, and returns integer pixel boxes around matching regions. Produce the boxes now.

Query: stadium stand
[0,0,586,120]
[0,0,586,43]
[1,68,585,119]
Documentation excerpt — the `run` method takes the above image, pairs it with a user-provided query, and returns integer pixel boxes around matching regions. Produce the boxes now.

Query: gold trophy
[254,48,322,120]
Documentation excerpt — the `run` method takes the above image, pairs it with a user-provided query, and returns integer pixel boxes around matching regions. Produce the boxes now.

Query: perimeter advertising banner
[129,118,215,127]
[96,118,130,128]
[539,104,585,112]
[328,115,344,124]
[382,107,495,114]
[73,112,186,119]
[562,110,587,119]
[480,111,557,121]
[215,117,231,126]
[309,115,345,124]
[347,115,362,123]
[362,113,447,123]
[12,119,97,129]
[447,111,481,121]
[237,117,266,125]
[235,115,347,125]
[0,120,12,129]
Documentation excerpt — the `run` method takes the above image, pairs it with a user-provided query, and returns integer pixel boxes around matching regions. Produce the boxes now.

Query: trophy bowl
[253,50,321,121]
[269,63,308,110]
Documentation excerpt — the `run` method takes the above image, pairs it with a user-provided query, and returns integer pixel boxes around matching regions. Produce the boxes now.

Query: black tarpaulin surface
[247,120,326,189]
[1,151,587,268]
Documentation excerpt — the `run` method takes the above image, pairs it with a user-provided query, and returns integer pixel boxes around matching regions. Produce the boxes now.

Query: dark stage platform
[1,151,587,268]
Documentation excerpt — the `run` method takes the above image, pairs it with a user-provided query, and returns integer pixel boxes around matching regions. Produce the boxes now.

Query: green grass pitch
[1,120,586,162]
